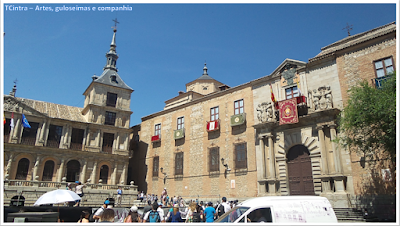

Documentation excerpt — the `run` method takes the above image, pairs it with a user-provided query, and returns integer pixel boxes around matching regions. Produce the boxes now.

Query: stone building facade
[134,64,258,200]
[130,22,396,209]
[3,27,138,206]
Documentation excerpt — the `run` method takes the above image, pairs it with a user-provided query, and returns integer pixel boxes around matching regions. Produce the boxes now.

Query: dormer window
[110,75,117,83]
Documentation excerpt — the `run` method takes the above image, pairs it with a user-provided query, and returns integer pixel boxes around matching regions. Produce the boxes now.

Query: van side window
[247,208,272,223]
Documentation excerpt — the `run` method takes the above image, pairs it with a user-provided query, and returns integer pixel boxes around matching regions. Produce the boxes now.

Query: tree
[337,72,396,164]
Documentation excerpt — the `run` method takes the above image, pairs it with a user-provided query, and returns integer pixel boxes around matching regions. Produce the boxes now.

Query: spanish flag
[270,84,278,109]
[3,113,5,125]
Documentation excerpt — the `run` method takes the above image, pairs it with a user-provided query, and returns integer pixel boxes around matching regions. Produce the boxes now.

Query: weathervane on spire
[342,22,353,36]
[112,18,119,32]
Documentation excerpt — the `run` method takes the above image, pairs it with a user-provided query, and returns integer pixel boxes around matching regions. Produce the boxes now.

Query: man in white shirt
[93,200,110,222]
[220,197,231,215]
[157,202,165,222]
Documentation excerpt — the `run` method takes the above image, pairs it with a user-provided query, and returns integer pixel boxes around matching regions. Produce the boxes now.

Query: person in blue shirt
[204,202,216,223]
[116,186,122,207]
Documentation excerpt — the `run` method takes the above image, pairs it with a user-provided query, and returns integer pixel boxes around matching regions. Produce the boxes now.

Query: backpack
[217,204,225,216]
[192,212,201,222]
[148,210,160,223]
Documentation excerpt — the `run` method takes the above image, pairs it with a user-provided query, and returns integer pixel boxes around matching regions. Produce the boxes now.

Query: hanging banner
[278,98,299,125]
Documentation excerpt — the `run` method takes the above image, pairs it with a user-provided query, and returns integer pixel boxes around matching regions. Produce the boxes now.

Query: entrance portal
[287,145,315,195]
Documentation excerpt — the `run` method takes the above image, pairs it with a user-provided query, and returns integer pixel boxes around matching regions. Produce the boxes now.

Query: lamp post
[160,167,167,184]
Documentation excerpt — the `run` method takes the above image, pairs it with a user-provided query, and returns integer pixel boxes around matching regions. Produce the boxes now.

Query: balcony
[230,113,246,126]
[174,128,185,140]
[102,145,113,154]
[46,140,61,148]
[70,142,83,151]
[206,119,220,132]
[20,137,36,146]
[374,76,389,89]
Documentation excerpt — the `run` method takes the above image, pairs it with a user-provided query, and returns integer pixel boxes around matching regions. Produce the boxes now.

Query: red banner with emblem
[278,98,299,125]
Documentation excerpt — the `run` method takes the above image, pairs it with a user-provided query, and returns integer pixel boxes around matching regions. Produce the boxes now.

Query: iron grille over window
[102,133,114,153]
[46,124,63,148]
[20,122,39,146]
[70,128,84,150]
[16,158,30,180]
[235,143,247,169]
[175,152,184,175]
[105,111,116,125]
[153,156,159,177]
[42,160,55,181]
[106,92,118,107]
[209,147,220,172]
[234,99,244,115]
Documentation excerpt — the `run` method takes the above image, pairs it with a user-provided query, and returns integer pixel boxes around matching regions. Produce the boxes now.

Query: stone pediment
[3,95,48,118]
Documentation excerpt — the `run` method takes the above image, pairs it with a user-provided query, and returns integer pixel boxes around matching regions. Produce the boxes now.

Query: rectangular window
[177,117,184,130]
[153,156,159,177]
[155,123,161,136]
[285,86,299,99]
[235,143,247,169]
[105,111,116,125]
[234,99,244,115]
[209,147,220,172]
[102,132,114,153]
[106,92,118,107]
[46,124,63,148]
[175,152,184,175]
[374,57,395,78]
[70,128,84,150]
[20,122,40,146]
[210,106,219,121]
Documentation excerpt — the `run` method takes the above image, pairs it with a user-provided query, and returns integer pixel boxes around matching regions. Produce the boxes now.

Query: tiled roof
[95,69,133,91]
[309,22,396,63]
[17,97,88,123]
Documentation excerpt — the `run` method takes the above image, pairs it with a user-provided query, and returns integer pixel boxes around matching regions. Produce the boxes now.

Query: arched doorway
[66,160,80,182]
[99,165,109,184]
[287,145,315,195]
[16,158,30,180]
[42,160,55,181]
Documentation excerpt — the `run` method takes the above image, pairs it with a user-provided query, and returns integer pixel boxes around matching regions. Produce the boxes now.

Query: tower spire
[9,79,17,97]
[203,62,208,75]
[104,18,119,72]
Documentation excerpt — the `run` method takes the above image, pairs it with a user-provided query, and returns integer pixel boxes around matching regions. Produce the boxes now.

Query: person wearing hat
[93,200,110,223]
[124,205,141,222]
[204,202,216,223]
[167,203,183,222]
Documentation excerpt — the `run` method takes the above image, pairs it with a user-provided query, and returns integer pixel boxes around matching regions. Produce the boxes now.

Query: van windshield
[215,207,250,223]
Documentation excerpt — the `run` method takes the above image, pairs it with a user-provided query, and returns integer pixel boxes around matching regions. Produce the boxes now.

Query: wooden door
[287,145,315,195]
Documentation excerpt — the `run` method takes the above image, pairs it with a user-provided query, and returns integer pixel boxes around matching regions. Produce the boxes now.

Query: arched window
[42,160,55,181]
[66,160,81,182]
[99,165,109,184]
[16,158,30,180]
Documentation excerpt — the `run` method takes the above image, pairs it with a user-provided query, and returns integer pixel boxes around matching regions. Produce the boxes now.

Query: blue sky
[2,2,397,126]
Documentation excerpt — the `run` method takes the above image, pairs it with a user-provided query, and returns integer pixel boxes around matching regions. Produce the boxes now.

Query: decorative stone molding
[256,101,275,123]
[309,86,333,111]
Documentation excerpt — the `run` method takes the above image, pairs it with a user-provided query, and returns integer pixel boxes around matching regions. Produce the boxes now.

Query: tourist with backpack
[142,202,161,223]
[204,202,216,223]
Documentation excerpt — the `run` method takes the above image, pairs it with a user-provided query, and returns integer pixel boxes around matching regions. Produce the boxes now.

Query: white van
[215,196,337,223]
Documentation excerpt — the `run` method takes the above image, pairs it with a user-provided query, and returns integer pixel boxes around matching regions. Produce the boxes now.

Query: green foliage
[337,72,396,163]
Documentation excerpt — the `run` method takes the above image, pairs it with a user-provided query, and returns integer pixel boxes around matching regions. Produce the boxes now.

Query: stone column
[120,162,128,185]
[6,153,14,175]
[91,161,98,183]
[32,156,41,181]
[57,159,65,182]
[266,133,276,179]
[97,130,102,148]
[124,134,129,151]
[39,119,47,142]
[12,117,21,141]
[111,162,118,185]
[259,135,267,178]
[329,124,342,174]
[317,125,329,175]
[86,128,91,146]
[80,160,87,183]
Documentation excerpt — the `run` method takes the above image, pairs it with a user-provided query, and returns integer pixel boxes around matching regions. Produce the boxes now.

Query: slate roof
[309,22,396,63]
[16,97,88,123]
[94,69,133,91]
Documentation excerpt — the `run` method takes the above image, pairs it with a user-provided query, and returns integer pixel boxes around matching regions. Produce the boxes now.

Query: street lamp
[221,158,231,178]
[160,167,167,184]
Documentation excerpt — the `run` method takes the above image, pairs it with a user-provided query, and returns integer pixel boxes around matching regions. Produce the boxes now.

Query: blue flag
[22,114,31,128]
